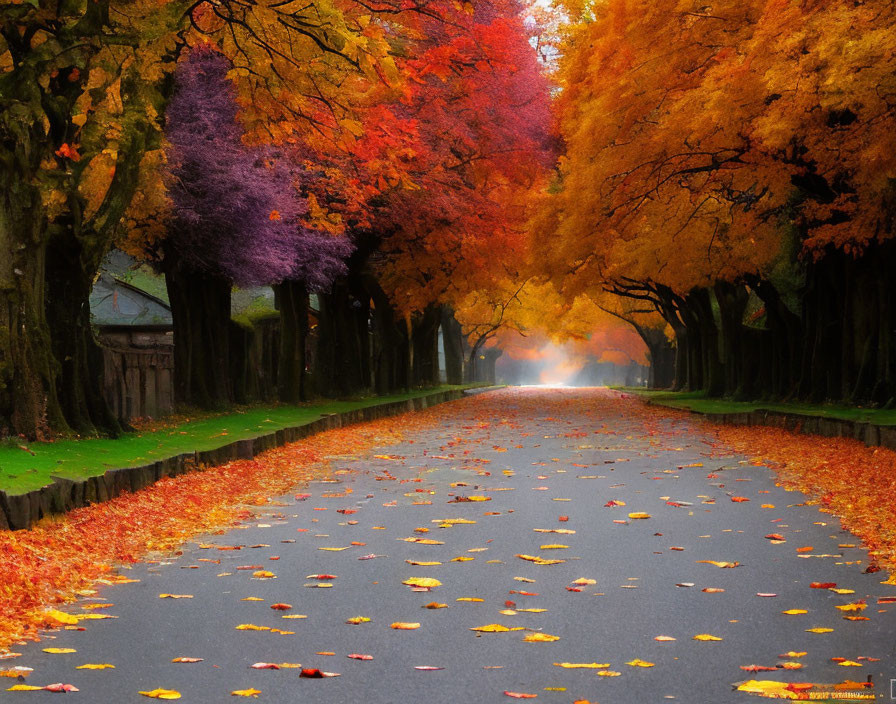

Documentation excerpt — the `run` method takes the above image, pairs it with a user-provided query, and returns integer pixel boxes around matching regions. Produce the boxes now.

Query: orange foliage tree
[536,0,896,400]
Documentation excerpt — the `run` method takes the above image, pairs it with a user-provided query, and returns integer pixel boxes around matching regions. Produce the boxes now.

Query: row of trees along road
[534,0,896,404]
[0,0,551,440]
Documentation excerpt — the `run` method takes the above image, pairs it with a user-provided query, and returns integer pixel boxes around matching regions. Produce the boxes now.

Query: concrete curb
[0,388,490,531]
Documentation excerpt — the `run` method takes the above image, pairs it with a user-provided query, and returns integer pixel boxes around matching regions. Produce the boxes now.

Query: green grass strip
[615,387,896,426]
[0,386,475,495]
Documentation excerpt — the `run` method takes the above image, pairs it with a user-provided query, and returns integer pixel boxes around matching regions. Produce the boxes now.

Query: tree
[158,48,351,408]
[536,0,896,402]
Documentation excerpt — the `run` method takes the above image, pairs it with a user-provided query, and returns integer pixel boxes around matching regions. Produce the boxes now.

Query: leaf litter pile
[2,388,895,701]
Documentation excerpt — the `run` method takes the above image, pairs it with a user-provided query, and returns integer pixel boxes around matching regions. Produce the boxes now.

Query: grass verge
[615,387,896,426]
[0,386,475,494]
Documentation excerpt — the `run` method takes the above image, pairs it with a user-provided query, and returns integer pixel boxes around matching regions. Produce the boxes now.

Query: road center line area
[5,389,893,703]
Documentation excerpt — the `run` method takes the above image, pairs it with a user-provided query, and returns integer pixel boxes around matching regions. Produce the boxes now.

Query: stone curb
[0,388,490,532]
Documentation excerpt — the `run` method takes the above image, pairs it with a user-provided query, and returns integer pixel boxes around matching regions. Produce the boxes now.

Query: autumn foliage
[536,0,896,400]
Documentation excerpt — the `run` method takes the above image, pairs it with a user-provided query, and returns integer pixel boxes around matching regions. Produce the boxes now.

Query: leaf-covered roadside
[709,422,896,574]
[0,414,412,651]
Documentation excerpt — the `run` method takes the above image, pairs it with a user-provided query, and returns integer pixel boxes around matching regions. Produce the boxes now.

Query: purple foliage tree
[163,47,352,406]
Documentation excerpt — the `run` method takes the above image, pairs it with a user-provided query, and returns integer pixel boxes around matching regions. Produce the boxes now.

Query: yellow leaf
[423,603,448,609]
[830,588,855,595]
[781,609,808,615]
[838,661,863,667]
[235,624,270,631]
[539,545,569,550]
[139,689,182,700]
[434,519,476,525]
[516,554,564,566]
[805,627,834,633]
[693,634,722,641]
[553,662,609,669]
[456,597,484,602]
[654,635,676,641]
[571,578,596,585]
[517,608,547,613]
[470,624,510,632]
[241,597,264,602]
[7,685,45,691]
[736,680,795,698]
[346,616,370,624]
[523,633,560,642]
[597,670,621,677]
[159,594,193,599]
[780,652,806,658]
[626,659,655,667]
[403,578,442,588]
[42,648,76,654]
[231,689,262,697]
[76,663,115,669]
[466,496,491,502]
[406,561,442,566]
[628,512,651,519]
[835,603,867,612]
[318,547,350,552]
[45,610,78,625]
[252,571,276,578]
[451,556,474,562]
[390,622,420,630]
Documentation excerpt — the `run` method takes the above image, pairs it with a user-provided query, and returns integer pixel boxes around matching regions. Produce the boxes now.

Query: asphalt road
[8,388,896,703]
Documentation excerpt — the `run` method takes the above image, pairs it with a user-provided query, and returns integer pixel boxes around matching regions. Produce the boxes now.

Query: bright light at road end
[538,346,583,385]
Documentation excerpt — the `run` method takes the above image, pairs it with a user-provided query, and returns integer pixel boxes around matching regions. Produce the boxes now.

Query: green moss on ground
[615,387,896,426]
[0,386,473,495]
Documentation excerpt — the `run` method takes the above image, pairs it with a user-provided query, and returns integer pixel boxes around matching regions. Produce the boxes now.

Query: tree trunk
[713,280,749,398]
[164,260,232,409]
[314,279,369,397]
[441,306,465,385]
[0,119,69,438]
[45,232,123,435]
[275,281,309,403]
[688,288,723,396]
[411,304,441,387]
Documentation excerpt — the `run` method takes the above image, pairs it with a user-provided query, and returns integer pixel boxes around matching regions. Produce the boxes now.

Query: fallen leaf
[171,658,203,663]
[231,689,261,697]
[403,578,442,588]
[504,692,537,699]
[423,602,448,609]
[76,663,115,670]
[471,624,510,632]
[626,659,655,667]
[158,594,193,599]
[391,622,420,630]
[553,662,610,669]
[597,670,621,677]
[696,561,739,568]
[654,635,676,642]
[347,654,373,660]
[693,634,723,641]
[628,512,651,519]
[522,633,559,642]
[139,689,182,700]
[42,648,76,654]
[806,627,834,633]
[270,603,292,610]
[781,609,808,615]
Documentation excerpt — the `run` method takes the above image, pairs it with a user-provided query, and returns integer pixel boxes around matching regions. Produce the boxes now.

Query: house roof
[90,274,172,328]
